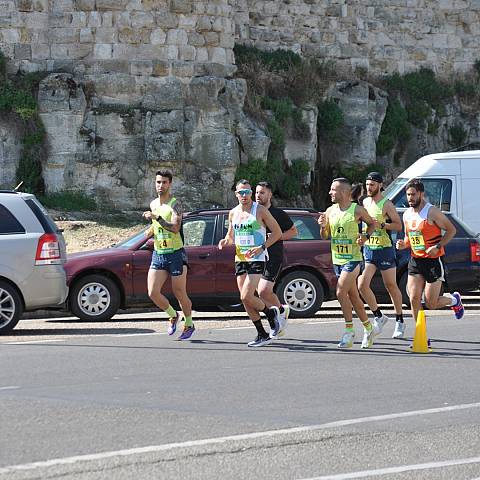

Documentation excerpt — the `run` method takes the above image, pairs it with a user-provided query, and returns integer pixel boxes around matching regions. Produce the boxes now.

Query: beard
[409,198,421,208]
[367,186,380,197]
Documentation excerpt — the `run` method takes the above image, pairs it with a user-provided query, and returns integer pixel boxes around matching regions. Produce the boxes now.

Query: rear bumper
[22,265,69,310]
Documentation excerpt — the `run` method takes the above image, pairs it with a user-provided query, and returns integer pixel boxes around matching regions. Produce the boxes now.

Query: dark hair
[156,170,173,182]
[256,181,273,191]
[351,182,365,203]
[236,178,251,188]
[332,177,351,187]
[405,178,424,192]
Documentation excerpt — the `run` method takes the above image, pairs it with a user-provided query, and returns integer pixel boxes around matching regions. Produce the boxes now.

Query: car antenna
[14,181,23,191]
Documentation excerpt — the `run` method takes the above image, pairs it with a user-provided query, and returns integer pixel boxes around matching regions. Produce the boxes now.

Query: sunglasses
[236,189,252,196]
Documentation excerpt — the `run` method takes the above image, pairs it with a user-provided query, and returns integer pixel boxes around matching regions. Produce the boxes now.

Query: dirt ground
[50,210,146,254]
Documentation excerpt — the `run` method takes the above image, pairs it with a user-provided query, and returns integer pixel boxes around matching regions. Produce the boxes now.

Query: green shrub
[290,158,310,181]
[261,97,295,124]
[335,163,385,185]
[39,190,97,211]
[317,99,344,142]
[266,119,285,147]
[282,174,300,199]
[454,80,478,99]
[448,123,468,148]
[234,45,302,73]
[376,98,410,156]
[474,59,480,77]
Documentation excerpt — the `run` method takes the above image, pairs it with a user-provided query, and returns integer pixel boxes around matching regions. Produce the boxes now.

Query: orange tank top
[403,203,444,258]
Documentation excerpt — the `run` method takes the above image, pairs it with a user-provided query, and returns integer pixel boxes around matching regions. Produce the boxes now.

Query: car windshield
[383,177,409,200]
[115,227,149,249]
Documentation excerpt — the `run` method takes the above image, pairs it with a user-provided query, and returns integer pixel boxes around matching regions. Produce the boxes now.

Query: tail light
[35,233,61,265]
[470,240,480,263]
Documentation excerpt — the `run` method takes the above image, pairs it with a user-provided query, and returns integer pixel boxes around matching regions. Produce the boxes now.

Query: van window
[390,178,452,211]
[0,204,26,234]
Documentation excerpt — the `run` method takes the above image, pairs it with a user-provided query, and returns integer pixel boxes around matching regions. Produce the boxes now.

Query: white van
[383,150,480,234]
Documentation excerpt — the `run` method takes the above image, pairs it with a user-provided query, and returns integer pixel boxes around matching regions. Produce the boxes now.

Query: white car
[0,190,68,333]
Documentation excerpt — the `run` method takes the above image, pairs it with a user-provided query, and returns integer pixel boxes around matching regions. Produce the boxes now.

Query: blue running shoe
[177,324,195,340]
[451,292,464,320]
[167,312,179,335]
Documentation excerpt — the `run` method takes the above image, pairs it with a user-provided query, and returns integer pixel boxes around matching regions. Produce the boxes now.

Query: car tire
[276,270,324,318]
[70,274,121,322]
[0,280,23,334]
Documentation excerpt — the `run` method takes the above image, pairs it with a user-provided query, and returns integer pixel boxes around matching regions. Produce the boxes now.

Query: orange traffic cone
[410,310,431,353]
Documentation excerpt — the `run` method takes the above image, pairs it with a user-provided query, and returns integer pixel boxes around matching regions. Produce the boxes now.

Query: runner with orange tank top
[396,179,464,342]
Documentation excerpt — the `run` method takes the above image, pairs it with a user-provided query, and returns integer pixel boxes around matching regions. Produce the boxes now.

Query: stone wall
[233,0,480,75]
[0,0,235,77]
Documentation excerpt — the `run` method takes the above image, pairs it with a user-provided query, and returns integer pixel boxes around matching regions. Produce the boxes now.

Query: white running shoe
[373,314,390,336]
[392,321,406,339]
[269,306,281,338]
[338,331,355,348]
[277,305,289,337]
[361,327,375,349]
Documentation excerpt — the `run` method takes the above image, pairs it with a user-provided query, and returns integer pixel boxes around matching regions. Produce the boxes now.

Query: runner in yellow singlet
[318,177,376,349]
[357,172,404,339]
[143,170,194,341]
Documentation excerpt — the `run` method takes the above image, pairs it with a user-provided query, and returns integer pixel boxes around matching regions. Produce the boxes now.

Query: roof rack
[0,190,18,194]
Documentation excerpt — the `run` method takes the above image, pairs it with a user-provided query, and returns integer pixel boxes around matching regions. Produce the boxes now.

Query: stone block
[178,14,196,29]
[79,27,94,42]
[31,43,49,59]
[188,31,205,46]
[204,31,219,46]
[172,60,194,76]
[169,0,192,14]
[69,11,87,26]
[118,27,150,44]
[50,27,79,44]
[130,60,153,76]
[131,11,155,29]
[209,47,226,63]
[14,42,31,59]
[16,0,33,11]
[93,43,113,59]
[196,15,213,31]
[152,60,170,76]
[96,0,129,10]
[151,28,166,45]
[73,0,95,11]
[141,77,185,111]
[155,11,178,28]
[166,44,178,60]
[102,11,113,27]
[178,45,195,61]
[95,27,117,43]
[142,0,168,10]
[87,11,102,27]
[0,28,20,43]
[166,28,188,45]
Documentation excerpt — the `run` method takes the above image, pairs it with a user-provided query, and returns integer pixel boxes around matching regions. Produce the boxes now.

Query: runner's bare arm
[218,210,234,249]
[318,208,330,239]
[383,200,402,231]
[154,200,182,233]
[356,205,375,234]
[282,224,298,241]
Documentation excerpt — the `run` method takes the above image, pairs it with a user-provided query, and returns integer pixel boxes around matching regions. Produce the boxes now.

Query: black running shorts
[235,261,265,276]
[408,255,446,284]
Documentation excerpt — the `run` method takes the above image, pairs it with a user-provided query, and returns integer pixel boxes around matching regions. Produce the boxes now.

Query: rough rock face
[0,118,23,189]
[36,72,269,209]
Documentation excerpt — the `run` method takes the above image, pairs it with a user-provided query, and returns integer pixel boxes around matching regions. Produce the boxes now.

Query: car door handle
[198,253,210,259]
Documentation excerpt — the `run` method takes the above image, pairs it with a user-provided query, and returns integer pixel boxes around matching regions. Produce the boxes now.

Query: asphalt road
[0,300,479,480]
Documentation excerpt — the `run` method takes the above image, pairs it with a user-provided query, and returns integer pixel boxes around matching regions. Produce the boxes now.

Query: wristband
[435,243,441,250]
[261,243,266,250]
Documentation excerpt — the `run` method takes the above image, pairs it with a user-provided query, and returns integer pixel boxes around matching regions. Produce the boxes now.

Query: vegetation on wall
[0,51,46,194]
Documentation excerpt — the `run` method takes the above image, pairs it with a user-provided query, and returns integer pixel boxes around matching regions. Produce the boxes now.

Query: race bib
[236,233,255,247]
[408,230,425,251]
[333,238,353,260]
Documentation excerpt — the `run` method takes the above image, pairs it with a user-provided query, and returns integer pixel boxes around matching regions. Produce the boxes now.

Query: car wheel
[276,271,324,318]
[0,280,23,334]
[70,274,121,321]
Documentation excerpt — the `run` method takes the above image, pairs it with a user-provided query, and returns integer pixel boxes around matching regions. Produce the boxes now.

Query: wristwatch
[435,243,442,249]
[261,243,266,250]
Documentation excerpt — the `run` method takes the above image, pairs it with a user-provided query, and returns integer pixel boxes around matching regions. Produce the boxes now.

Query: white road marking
[0,386,20,391]
[0,402,479,474]
[298,456,480,479]
[4,339,65,345]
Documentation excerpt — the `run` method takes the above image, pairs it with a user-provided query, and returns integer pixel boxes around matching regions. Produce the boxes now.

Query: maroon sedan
[64,208,337,321]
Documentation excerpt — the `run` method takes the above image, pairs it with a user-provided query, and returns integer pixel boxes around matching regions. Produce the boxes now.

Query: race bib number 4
[408,231,425,251]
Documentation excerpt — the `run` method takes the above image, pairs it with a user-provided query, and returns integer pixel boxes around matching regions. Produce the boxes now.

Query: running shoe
[167,311,179,335]
[269,306,281,338]
[337,331,355,348]
[392,321,406,339]
[277,305,289,337]
[373,314,390,336]
[247,334,272,347]
[451,292,464,320]
[177,324,195,340]
[361,327,375,349]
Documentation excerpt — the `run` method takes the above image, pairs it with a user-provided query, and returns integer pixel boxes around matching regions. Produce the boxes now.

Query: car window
[116,227,150,249]
[25,198,58,233]
[391,179,452,211]
[0,204,26,234]
[183,216,216,246]
[291,215,320,240]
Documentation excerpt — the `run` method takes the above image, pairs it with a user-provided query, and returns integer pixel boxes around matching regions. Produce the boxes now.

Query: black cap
[366,171,383,183]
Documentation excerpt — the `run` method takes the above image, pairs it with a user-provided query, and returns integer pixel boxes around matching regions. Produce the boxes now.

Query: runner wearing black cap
[358,172,405,338]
